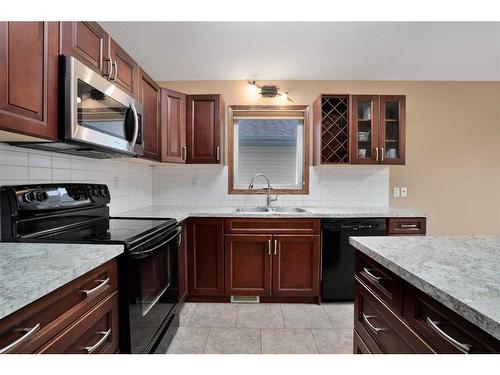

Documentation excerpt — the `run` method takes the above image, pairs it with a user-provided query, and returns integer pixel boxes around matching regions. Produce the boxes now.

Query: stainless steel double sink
[233,207,309,214]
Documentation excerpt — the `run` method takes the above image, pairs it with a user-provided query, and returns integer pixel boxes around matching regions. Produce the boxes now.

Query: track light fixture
[247,80,293,102]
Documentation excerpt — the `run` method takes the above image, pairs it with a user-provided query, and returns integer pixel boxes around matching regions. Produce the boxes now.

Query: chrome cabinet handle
[216,146,220,161]
[400,224,418,229]
[426,317,471,353]
[177,232,182,246]
[82,277,110,297]
[274,239,278,256]
[0,323,41,354]
[84,329,111,354]
[362,313,385,335]
[268,239,272,255]
[363,267,382,282]
[182,145,187,161]
[105,58,114,79]
[112,60,118,81]
[375,147,379,162]
[380,147,384,162]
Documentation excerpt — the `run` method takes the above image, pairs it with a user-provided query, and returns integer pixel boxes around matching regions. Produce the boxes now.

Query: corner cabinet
[139,69,161,161]
[350,95,406,165]
[186,94,225,164]
[0,22,59,140]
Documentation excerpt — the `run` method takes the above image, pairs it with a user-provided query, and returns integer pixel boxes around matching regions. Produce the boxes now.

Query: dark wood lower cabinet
[187,218,224,296]
[225,234,272,296]
[187,218,321,301]
[353,329,375,354]
[353,251,500,354]
[0,259,119,354]
[272,235,320,297]
[354,277,435,354]
[37,292,119,354]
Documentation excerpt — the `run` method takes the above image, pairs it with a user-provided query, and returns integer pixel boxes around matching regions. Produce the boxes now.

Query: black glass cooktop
[34,217,177,247]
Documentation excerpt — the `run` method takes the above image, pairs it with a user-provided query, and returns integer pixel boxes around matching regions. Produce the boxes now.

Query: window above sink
[228,105,310,195]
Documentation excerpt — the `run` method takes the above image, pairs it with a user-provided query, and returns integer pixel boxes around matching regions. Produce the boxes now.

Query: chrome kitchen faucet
[248,173,278,207]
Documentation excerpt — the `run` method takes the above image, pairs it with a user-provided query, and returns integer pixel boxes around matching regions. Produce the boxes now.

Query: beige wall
[158,80,500,236]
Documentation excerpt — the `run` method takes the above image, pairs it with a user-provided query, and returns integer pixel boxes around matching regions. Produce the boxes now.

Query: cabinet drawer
[353,328,378,354]
[37,292,119,354]
[387,217,426,235]
[355,251,402,312]
[224,218,320,234]
[354,277,434,354]
[403,286,500,353]
[0,260,117,353]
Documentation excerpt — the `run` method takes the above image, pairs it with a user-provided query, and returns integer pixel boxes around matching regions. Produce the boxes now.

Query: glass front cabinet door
[379,95,405,164]
[350,95,379,164]
[350,95,405,165]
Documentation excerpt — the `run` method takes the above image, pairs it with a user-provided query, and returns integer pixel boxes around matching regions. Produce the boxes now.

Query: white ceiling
[100,22,500,81]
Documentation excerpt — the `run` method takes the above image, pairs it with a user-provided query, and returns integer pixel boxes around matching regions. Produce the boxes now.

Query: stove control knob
[36,191,48,202]
[23,192,35,203]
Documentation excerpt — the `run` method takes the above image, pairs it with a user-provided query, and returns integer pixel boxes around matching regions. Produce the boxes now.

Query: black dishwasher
[321,219,386,301]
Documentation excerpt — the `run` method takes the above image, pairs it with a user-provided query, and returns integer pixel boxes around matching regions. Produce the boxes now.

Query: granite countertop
[349,236,500,341]
[116,205,426,223]
[0,243,124,320]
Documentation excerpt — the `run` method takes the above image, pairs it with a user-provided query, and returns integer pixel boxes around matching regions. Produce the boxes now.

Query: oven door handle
[130,226,182,258]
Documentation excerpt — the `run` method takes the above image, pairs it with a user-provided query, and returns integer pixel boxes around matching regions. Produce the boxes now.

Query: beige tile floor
[167,302,354,354]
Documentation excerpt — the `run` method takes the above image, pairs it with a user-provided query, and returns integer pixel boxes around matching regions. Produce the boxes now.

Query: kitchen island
[349,236,500,353]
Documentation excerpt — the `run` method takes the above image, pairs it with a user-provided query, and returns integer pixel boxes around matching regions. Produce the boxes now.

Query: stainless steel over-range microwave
[13,56,144,158]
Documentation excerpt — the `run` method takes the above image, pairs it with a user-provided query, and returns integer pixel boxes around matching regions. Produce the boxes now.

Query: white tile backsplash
[152,164,389,207]
[0,142,389,213]
[0,143,153,215]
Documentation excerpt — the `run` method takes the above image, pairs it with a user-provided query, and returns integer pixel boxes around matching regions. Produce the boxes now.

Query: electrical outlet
[401,186,407,197]
[393,187,400,198]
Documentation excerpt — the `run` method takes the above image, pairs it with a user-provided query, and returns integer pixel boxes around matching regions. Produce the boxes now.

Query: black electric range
[0,183,181,354]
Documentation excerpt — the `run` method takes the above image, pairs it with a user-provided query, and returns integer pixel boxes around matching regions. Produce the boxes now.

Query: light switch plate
[401,186,407,197]
[393,187,400,197]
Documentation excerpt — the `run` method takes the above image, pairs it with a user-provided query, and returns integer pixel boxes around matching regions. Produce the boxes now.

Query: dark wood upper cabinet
[186,94,225,164]
[225,235,273,297]
[272,235,320,297]
[350,94,406,165]
[139,70,161,161]
[350,95,380,164]
[0,22,58,141]
[60,22,110,76]
[313,94,350,165]
[379,95,406,164]
[187,218,224,296]
[161,89,186,163]
[61,23,139,98]
[109,38,139,98]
